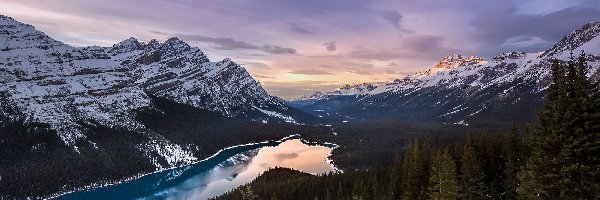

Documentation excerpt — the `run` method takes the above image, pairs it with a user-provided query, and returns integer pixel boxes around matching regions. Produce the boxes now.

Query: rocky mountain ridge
[292,21,600,124]
[0,15,297,148]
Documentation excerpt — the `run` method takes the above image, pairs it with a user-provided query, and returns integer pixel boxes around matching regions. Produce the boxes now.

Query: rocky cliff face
[0,15,298,148]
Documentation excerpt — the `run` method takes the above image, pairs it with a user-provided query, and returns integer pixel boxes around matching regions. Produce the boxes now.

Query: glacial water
[55,138,336,200]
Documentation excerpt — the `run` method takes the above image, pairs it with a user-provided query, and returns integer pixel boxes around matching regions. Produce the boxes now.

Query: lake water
[55,138,336,200]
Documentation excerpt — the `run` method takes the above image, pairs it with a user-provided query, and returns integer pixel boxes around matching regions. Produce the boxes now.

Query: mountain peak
[541,21,600,58]
[165,37,185,45]
[0,16,64,49]
[0,15,20,24]
[492,51,526,61]
[434,54,484,69]
[110,37,145,53]
[435,54,463,69]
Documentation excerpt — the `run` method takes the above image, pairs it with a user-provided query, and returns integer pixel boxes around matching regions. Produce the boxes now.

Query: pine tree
[460,132,487,199]
[518,55,600,199]
[502,122,522,200]
[518,59,567,199]
[428,149,460,200]
[337,181,344,200]
[241,186,258,200]
[270,192,278,200]
[402,139,426,200]
[565,52,600,198]
[325,189,333,200]
[370,173,381,200]
[389,148,403,200]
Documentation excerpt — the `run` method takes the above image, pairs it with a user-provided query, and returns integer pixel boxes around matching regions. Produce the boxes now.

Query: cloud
[324,41,336,52]
[260,45,297,54]
[176,34,258,50]
[176,34,296,54]
[253,74,274,79]
[381,10,402,28]
[241,61,272,68]
[288,69,334,75]
[149,30,169,36]
[470,5,600,56]
[287,22,314,34]
[347,48,406,61]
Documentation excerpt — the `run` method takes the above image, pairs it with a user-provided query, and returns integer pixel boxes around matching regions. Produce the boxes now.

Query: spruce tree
[428,149,460,200]
[370,173,381,200]
[270,192,278,200]
[460,132,487,199]
[389,148,403,200]
[518,55,600,199]
[241,186,258,200]
[502,122,522,200]
[401,139,426,200]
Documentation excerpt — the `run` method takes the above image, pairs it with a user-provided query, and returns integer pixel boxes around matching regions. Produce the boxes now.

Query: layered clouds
[1,0,598,98]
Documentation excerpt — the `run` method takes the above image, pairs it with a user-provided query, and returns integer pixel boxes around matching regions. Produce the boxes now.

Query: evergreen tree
[402,139,426,200]
[270,192,278,200]
[502,122,522,200]
[337,181,344,200]
[241,186,258,200]
[325,189,333,200]
[370,173,382,200]
[519,55,600,199]
[460,132,487,199]
[389,148,403,200]
[428,149,460,200]
[518,59,567,199]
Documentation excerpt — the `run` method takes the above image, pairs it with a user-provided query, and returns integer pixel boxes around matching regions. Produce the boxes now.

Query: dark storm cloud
[471,5,600,56]
[176,34,296,54]
[287,22,314,34]
[324,41,336,52]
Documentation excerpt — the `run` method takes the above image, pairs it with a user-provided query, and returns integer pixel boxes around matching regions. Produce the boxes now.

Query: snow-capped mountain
[295,22,600,124]
[0,15,298,147]
[296,91,325,101]
[328,82,387,96]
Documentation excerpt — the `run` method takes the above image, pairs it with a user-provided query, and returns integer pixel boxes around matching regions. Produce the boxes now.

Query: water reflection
[148,139,334,200]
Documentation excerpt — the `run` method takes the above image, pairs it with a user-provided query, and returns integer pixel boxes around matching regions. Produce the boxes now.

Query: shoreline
[48,134,338,199]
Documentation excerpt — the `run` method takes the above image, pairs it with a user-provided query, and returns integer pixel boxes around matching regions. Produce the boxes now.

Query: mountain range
[2,14,600,199]
[289,22,600,125]
[0,15,316,198]
[0,15,306,147]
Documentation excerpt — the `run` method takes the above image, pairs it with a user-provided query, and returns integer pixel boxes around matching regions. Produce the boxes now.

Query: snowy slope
[0,15,295,159]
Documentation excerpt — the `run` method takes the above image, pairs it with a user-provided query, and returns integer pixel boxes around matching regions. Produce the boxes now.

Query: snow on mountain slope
[0,15,291,156]
[297,91,325,101]
[297,22,600,123]
[328,82,386,96]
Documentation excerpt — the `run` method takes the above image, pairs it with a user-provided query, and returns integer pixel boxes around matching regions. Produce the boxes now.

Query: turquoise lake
[55,138,336,200]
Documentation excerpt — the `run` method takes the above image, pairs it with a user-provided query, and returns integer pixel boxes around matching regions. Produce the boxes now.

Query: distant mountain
[292,22,600,125]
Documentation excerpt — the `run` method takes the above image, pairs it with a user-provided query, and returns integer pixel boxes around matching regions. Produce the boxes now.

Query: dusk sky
[1,0,599,99]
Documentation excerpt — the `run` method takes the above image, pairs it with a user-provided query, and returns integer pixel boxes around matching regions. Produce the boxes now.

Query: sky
[1,0,599,99]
